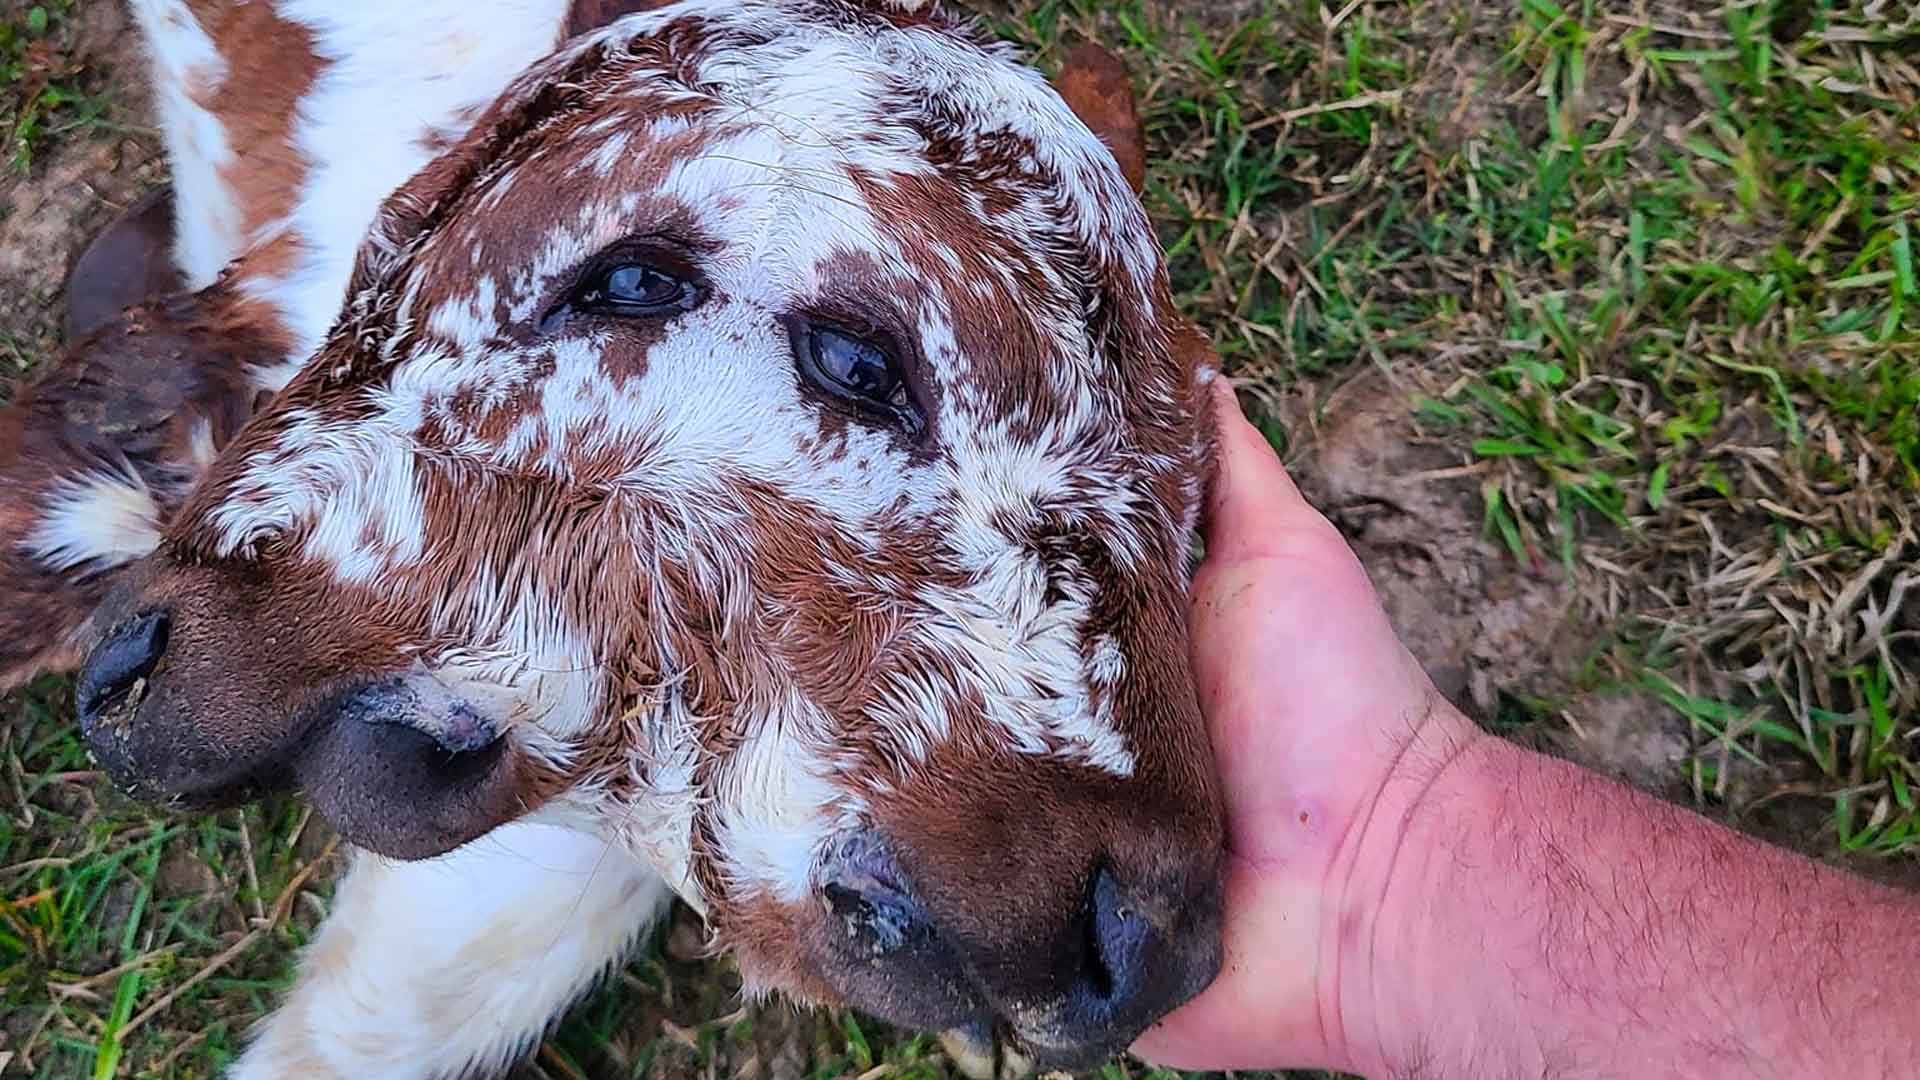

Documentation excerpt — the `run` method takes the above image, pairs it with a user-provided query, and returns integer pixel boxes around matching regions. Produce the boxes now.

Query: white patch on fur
[301,439,428,582]
[582,128,633,176]
[713,695,866,902]
[129,0,245,286]
[185,418,220,475]
[423,574,605,749]
[623,692,710,913]
[914,581,1136,778]
[237,0,574,373]
[228,820,670,1080]
[26,469,165,572]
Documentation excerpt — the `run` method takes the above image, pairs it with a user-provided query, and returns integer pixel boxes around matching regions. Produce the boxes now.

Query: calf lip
[289,679,527,861]
[1000,1022,1140,1076]
[77,678,318,811]
[79,704,305,813]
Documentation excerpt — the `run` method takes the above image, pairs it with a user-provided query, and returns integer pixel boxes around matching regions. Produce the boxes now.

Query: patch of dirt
[1552,689,1693,795]
[1272,370,1920,895]
[1280,369,1575,707]
[1273,367,1694,792]
[1410,0,1529,149]
[0,0,165,368]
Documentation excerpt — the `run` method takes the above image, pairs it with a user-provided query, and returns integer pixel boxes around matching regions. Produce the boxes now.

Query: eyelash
[546,246,926,437]
[789,316,925,435]
[539,239,708,334]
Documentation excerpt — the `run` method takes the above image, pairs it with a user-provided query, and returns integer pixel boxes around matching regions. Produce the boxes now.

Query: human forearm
[1127,386,1919,1080]
[1349,722,1920,1079]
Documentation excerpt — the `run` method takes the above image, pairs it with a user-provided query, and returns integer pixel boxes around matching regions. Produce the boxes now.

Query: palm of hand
[1133,385,1456,1074]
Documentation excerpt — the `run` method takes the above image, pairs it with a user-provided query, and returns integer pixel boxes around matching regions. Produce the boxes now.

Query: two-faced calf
[2,3,1228,1076]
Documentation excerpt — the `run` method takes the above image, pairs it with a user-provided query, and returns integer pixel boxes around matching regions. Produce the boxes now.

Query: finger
[1130,859,1336,1071]
[1203,380,1339,565]
[1207,378,1304,509]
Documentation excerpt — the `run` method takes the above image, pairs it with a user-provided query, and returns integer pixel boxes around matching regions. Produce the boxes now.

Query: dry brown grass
[2,0,1916,1076]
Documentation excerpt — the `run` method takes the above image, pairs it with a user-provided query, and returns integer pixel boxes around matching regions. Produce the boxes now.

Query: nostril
[78,610,170,720]
[822,834,933,955]
[1081,863,1151,1009]
[828,873,927,953]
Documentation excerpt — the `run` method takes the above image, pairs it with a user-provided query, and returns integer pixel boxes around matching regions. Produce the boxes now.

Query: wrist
[1318,691,1509,1078]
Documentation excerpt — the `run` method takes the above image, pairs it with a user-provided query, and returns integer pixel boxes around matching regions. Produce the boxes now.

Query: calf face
[76,0,1224,1065]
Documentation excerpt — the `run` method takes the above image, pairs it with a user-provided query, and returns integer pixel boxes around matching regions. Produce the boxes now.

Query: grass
[0,0,112,174]
[1,0,1918,1076]
[1408,0,1920,857]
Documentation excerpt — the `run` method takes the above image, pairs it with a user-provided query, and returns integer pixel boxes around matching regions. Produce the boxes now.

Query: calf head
[76,0,1224,1067]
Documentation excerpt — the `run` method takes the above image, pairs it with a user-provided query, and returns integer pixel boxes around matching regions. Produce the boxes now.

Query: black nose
[1080,864,1152,1008]
[77,610,170,725]
[816,838,1223,1069]
[290,680,519,860]
[1050,862,1223,1056]
[823,834,938,955]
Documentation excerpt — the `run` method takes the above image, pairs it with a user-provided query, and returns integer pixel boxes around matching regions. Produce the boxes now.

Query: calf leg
[230,819,672,1080]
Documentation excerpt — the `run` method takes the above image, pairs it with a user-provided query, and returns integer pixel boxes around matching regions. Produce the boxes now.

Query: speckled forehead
[395,5,1152,345]
[400,102,918,336]
[316,0,1181,537]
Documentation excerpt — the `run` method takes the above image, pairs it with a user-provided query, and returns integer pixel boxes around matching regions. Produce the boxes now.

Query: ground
[0,0,1915,1077]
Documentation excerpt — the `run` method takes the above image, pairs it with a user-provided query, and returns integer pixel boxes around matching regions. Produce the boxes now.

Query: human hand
[1132,380,1483,1074]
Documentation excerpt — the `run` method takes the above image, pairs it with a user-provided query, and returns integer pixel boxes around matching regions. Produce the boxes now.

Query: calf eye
[570,261,702,317]
[793,319,920,430]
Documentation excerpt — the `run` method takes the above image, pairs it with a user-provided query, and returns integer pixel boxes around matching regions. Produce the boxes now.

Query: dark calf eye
[793,320,921,431]
[570,261,702,318]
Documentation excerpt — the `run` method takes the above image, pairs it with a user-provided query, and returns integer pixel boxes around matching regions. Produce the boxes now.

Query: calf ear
[1052,39,1147,195]
[0,291,272,691]
[62,186,186,345]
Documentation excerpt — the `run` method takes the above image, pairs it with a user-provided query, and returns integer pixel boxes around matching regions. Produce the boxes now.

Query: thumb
[1201,381,1348,568]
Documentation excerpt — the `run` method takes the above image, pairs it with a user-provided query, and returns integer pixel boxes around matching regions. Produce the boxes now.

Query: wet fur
[3,2,1219,1076]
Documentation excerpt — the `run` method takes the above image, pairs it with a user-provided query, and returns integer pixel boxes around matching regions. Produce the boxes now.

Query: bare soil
[0,0,163,369]
[1269,367,1694,795]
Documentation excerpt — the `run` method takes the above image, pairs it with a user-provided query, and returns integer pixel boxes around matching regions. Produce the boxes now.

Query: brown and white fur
[1,0,589,685]
[2,2,1227,1077]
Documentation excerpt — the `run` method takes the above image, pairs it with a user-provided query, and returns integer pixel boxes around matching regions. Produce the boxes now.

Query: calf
[2,0,586,688]
[3,2,1227,1076]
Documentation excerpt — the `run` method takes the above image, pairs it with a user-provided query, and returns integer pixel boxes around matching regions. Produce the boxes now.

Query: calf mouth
[76,608,536,861]
[939,1018,1162,1079]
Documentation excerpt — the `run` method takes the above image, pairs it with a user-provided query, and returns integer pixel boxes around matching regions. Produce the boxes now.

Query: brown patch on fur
[1051,41,1147,196]
[719,887,849,1007]
[217,232,308,358]
[847,159,1094,453]
[181,1,323,251]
